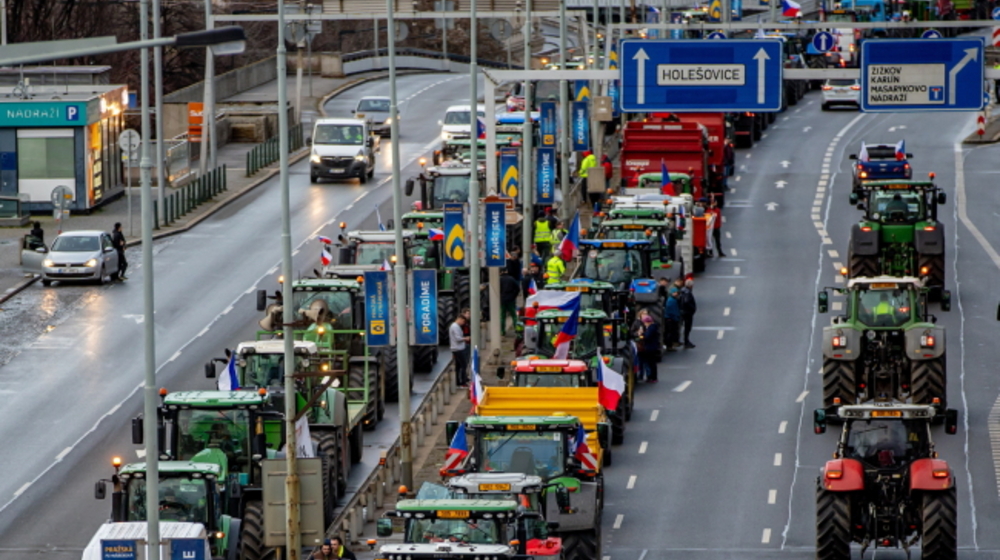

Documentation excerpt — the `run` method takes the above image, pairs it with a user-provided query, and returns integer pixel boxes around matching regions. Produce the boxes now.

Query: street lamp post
[521,0,533,271]
[559,0,569,222]
[469,0,482,352]
[153,0,166,227]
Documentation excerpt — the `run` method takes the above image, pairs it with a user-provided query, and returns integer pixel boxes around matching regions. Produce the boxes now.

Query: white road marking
[706,354,717,365]
[244,286,257,295]
[650,410,659,422]
[729,286,736,295]
[746,153,752,159]
[108,403,122,415]
[734,266,740,275]
[673,380,692,392]
[779,421,788,434]
[827,250,839,258]
[13,483,30,498]
[955,144,1000,270]
[221,305,233,315]
[55,447,73,461]
[267,266,278,275]
[725,231,732,239]
[639,441,648,454]
[614,514,624,529]
[774,453,782,466]
[735,175,741,182]
[717,329,724,340]
[197,326,210,338]
[627,475,637,489]
[823,238,833,245]
[723,307,731,316]
[168,350,182,362]
[834,275,844,284]
[768,489,777,504]
[762,528,772,544]
[832,262,843,271]
[817,186,826,193]
[730,248,738,256]
[795,391,809,403]
[761,133,768,139]
[292,249,300,257]
[811,214,821,221]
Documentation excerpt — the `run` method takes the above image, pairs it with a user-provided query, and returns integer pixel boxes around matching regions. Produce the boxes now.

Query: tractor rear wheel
[822,358,858,408]
[917,253,946,301]
[383,348,400,403]
[815,486,852,560]
[349,427,364,465]
[316,433,341,524]
[921,487,957,560]
[848,249,879,279]
[439,293,458,345]
[454,274,471,311]
[348,362,379,431]
[610,406,625,445]
[239,502,274,560]
[911,357,947,409]
[561,529,601,560]
[413,344,437,373]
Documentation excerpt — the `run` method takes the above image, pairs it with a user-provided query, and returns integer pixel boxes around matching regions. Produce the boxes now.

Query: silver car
[21,230,120,286]
[353,96,393,136]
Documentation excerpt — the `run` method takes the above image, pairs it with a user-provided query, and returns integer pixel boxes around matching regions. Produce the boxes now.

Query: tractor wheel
[561,529,601,560]
[383,348,400,403]
[239,501,274,560]
[610,407,625,445]
[439,294,458,345]
[911,357,947,409]
[917,253,946,301]
[454,274,471,310]
[815,486,852,560]
[414,344,436,374]
[316,433,340,526]
[736,134,752,149]
[848,249,879,279]
[921,487,957,560]
[822,358,858,408]
[603,448,612,467]
[349,427,364,465]
[348,362,379,431]
[621,354,634,421]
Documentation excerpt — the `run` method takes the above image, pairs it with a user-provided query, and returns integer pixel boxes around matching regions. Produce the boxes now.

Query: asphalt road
[0,72,470,558]
[601,94,1000,560]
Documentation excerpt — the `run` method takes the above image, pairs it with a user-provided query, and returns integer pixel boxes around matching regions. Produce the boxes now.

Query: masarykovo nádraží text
[866,63,946,105]
[657,65,746,86]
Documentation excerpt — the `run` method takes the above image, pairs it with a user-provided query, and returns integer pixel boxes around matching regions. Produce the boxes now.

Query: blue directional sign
[861,38,985,112]
[993,6,1000,19]
[812,31,835,53]
[707,31,727,39]
[619,39,783,112]
[921,29,942,39]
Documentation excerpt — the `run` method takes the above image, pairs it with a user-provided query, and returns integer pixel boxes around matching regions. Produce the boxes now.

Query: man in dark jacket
[663,290,682,351]
[679,278,697,348]
[111,222,128,280]
[500,270,521,336]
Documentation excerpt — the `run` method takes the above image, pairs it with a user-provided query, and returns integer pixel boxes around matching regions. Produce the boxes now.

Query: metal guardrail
[247,123,305,177]
[341,47,524,70]
[328,357,458,546]
[152,165,228,229]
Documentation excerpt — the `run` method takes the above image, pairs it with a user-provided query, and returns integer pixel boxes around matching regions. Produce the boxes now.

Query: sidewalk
[0,69,409,304]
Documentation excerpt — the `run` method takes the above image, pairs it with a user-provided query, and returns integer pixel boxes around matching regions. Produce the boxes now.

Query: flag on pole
[476,116,487,140]
[429,228,445,241]
[469,346,484,409]
[441,422,470,473]
[556,212,581,261]
[781,0,802,17]
[528,278,538,296]
[321,249,333,266]
[376,206,386,231]
[894,139,906,161]
[570,424,598,471]
[660,160,676,196]
[596,349,625,411]
[858,142,870,162]
[218,352,241,391]
[552,301,581,359]
[317,235,333,245]
[381,259,392,271]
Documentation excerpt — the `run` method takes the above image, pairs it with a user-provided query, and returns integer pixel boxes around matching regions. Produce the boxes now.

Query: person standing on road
[450,313,471,386]
[545,252,568,286]
[112,222,128,280]
[663,289,682,352]
[636,309,661,383]
[29,221,44,243]
[500,270,520,336]
[708,197,725,258]
[679,277,697,349]
[506,246,522,282]
[533,208,556,260]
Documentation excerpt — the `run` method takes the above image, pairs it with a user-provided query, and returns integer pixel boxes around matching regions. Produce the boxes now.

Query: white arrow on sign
[803,126,812,133]
[765,202,779,211]
[948,48,978,105]
[780,160,791,168]
[633,48,649,105]
[775,180,787,188]
[754,48,770,105]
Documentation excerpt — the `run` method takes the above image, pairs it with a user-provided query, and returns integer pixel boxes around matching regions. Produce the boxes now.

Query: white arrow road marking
[780,160,790,168]
[775,180,787,189]
[633,48,649,105]
[803,126,812,132]
[949,48,978,105]
[754,48,770,104]
[765,202,779,211]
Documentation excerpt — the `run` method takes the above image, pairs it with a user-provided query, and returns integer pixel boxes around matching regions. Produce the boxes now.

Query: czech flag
[469,346,484,410]
[552,301,581,359]
[476,116,487,140]
[660,160,676,196]
[781,0,801,17]
[381,259,392,271]
[570,424,598,471]
[525,290,581,312]
[895,139,906,161]
[858,142,870,162]
[596,349,625,411]
[218,352,241,391]
[528,278,538,296]
[316,235,333,245]
[441,422,469,474]
[376,206,386,231]
[556,212,581,261]
[321,248,333,266]
[429,228,445,241]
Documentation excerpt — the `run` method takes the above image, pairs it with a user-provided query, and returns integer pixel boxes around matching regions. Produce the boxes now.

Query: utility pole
[153,0,165,226]
[521,0,533,264]
[295,1,305,123]
[559,0,569,222]
[2,0,7,45]
[277,1,302,558]
[469,0,482,351]
[387,0,415,493]
[138,0,160,557]
[199,0,216,175]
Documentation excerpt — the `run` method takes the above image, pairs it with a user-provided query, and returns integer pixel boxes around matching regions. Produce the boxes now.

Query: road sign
[490,19,513,41]
[993,6,1000,19]
[707,31,727,39]
[812,31,835,53]
[921,29,942,39]
[619,39,784,112]
[394,21,409,42]
[860,38,985,112]
[118,129,140,158]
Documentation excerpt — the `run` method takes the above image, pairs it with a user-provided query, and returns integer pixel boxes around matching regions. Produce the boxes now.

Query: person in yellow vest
[578,150,597,178]
[545,252,568,285]
[533,208,556,259]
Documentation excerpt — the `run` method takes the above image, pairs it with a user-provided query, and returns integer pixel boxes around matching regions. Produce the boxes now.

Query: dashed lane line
[734,266,741,275]
[639,441,648,454]
[779,421,788,434]
[55,447,73,461]
[627,475,637,490]
[614,514,624,529]
[723,307,731,316]
[729,286,736,295]
[795,391,809,403]
[768,489,777,505]
[673,381,692,392]
[717,329,724,340]
[706,354,717,365]
[650,410,659,422]
[774,453,782,466]
[762,528,772,544]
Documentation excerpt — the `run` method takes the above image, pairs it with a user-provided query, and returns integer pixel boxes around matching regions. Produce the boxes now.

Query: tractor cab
[820,276,943,329]
[596,218,677,269]
[520,309,608,360]
[377,499,522,545]
[577,239,656,289]
[503,358,591,388]
[541,279,619,317]
[325,229,415,279]
[851,180,944,225]
[213,340,319,390]
[634,172,694,195]
[406,161,485,211]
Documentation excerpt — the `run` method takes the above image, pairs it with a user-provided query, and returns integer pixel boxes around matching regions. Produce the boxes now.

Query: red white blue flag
[441,422,469,473]
[552,300,581,359]
[781,0,801,17]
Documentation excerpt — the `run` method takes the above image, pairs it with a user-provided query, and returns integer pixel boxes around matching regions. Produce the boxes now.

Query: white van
[309,118,378,184]
[439,104,486,142]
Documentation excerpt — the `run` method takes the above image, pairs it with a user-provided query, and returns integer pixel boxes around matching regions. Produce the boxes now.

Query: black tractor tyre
[239,501,273,560]
[921,487,958,560]
[561,529,601,560]
[349,427,364,466]
[736,134,752,149]
[911,357,947,409]
[348,362,379,431]
[848,249,879,279]
[822,358,858,408]
[815,486,852,560]
[438,294,458,345]
[413,345,436,374]
[316,433,341,523]
[917,253,946,301]
[454,274,471,310]
[603,448,613,467]
[383,348,400,403]
[610,408,625,445]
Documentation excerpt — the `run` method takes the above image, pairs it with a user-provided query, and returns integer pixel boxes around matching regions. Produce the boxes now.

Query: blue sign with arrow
[619,39,784,112]
[812,31,835,53]
[707,31,727,39]
[921,29,942,39]
[993,6,1000,20]
[860,38,985,112]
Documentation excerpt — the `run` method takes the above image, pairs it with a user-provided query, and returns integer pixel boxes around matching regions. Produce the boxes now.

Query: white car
[439,104,486,142]
[821,79,861,110]
[21,230,120,285]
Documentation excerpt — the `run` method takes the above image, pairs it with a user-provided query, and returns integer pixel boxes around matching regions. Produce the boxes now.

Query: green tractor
[597,194,696,274]
[540,278,620,318]
[576,239,666,327]
[257,278,385,427]
[818,276,950,412]
[95,457,240,559]
[405,161,484,210]
[847,180,947,297]
[596,217,681,276]
[443,416,607,560]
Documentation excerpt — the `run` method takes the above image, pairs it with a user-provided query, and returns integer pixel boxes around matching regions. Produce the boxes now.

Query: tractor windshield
[538,322,598,357]
[514,372,585,388]
[409,238,440,269]
[432,175,472,206]
[478,431,565,479]
[239,353,311,389]
[581,249,644,286]
[854,287,912,327]
[604,228,671,256]
[407,518,501,544]
[355,242,397,266]
[844,419,929,467]
[125,476,211,523]
[292,290,355,330]
[870,191,924,222]
[175,408,252,474]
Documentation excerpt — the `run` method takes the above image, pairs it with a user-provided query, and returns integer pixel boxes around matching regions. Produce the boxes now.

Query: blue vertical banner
[499,147,520,199]
[571,101,590,152]
[364,270,392,347]
[574,80,591,102]
[536,147,556,204]
[732,0,743,20]
[101,540,138,560]
[608,42,621,119]
[411,269,438,345]
[484,202,507,267]
[539,101,557,147]
[171,539,207,560]
[443,202,467,268]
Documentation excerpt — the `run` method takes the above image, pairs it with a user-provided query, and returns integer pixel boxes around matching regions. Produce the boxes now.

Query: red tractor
[814,403,958,560]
